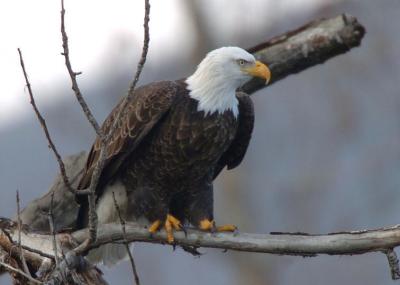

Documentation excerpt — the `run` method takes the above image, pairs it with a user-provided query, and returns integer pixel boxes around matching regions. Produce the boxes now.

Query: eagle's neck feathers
[185,77,239,118]
[185,59,241,118]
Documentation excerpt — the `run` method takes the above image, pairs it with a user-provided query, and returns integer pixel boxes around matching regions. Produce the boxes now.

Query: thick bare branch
[3,218,400,280]
[75,223,400,257]
[243,14,365,94]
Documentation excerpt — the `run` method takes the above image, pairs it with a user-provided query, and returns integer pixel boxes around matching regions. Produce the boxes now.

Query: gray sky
[1,0,336,129]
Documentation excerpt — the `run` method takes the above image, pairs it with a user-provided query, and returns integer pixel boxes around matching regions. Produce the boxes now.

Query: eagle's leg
[148,214,183,243]
[182,182,238,233]
[127,185,183,242]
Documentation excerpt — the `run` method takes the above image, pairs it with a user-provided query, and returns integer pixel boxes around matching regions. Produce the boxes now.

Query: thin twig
[20,244,55,261]
[49,192,77,284]
[16,190,31,277]
[384,249,400,280]
[48,191,59,267]
[0,260,43,284]
[17,48,89,196]
[60,0,102,137]
[112,192,140,285]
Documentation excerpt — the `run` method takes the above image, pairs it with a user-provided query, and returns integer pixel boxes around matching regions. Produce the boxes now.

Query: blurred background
[1,0,400,284]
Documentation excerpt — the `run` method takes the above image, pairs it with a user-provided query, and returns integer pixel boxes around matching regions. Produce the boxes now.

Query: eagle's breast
[125,91,238,188]
[170,94,238,162]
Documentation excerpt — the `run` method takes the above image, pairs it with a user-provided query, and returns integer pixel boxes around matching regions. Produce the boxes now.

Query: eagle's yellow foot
[148,214,183,243]
[199,219,237,233]
[148,220,161,234]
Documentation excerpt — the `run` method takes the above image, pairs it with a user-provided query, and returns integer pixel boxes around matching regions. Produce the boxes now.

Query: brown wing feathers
[77,81,179,191]
[213,92,254,179]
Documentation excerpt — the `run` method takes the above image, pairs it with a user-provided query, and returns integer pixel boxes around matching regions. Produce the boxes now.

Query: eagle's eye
[237,59,246,66]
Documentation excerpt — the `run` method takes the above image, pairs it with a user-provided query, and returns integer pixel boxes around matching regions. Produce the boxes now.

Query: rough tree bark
[1,13,374,284]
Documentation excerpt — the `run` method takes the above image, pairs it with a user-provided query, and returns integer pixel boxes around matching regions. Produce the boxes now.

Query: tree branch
[385,249,400,280]
[16,190,31,278]
[2,219,400,277]
[0,259,42,285]
[75,223,400,257]
[60,0,102,136]
[243,14,365,94]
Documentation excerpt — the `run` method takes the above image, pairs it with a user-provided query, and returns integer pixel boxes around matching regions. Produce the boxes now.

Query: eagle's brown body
[77,80,254,228]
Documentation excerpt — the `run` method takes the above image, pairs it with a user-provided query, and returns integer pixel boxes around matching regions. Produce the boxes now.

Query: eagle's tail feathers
[86,243,130,267]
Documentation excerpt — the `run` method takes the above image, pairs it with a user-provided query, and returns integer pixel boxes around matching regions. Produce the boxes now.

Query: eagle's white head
[186,46,271,117]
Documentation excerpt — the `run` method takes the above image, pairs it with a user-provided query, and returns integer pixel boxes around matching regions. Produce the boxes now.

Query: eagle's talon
[199,219,215,232]
[199,219,237,234]
[148,220,162,234]
[167,214,182,231]
[149,215,183,243]
[216,224,237,232]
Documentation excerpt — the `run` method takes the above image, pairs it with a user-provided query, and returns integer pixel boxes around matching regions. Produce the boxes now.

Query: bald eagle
[76,46,271,265]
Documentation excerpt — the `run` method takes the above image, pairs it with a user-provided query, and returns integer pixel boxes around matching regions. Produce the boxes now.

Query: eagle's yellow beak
[244,60,271,84]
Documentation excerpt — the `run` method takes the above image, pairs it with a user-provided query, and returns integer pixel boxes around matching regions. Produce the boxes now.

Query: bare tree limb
[3,219,400,277]
[4,215,400,282]
[112,192,140,285]
[75,223,400,257]
[243,14,365,94]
